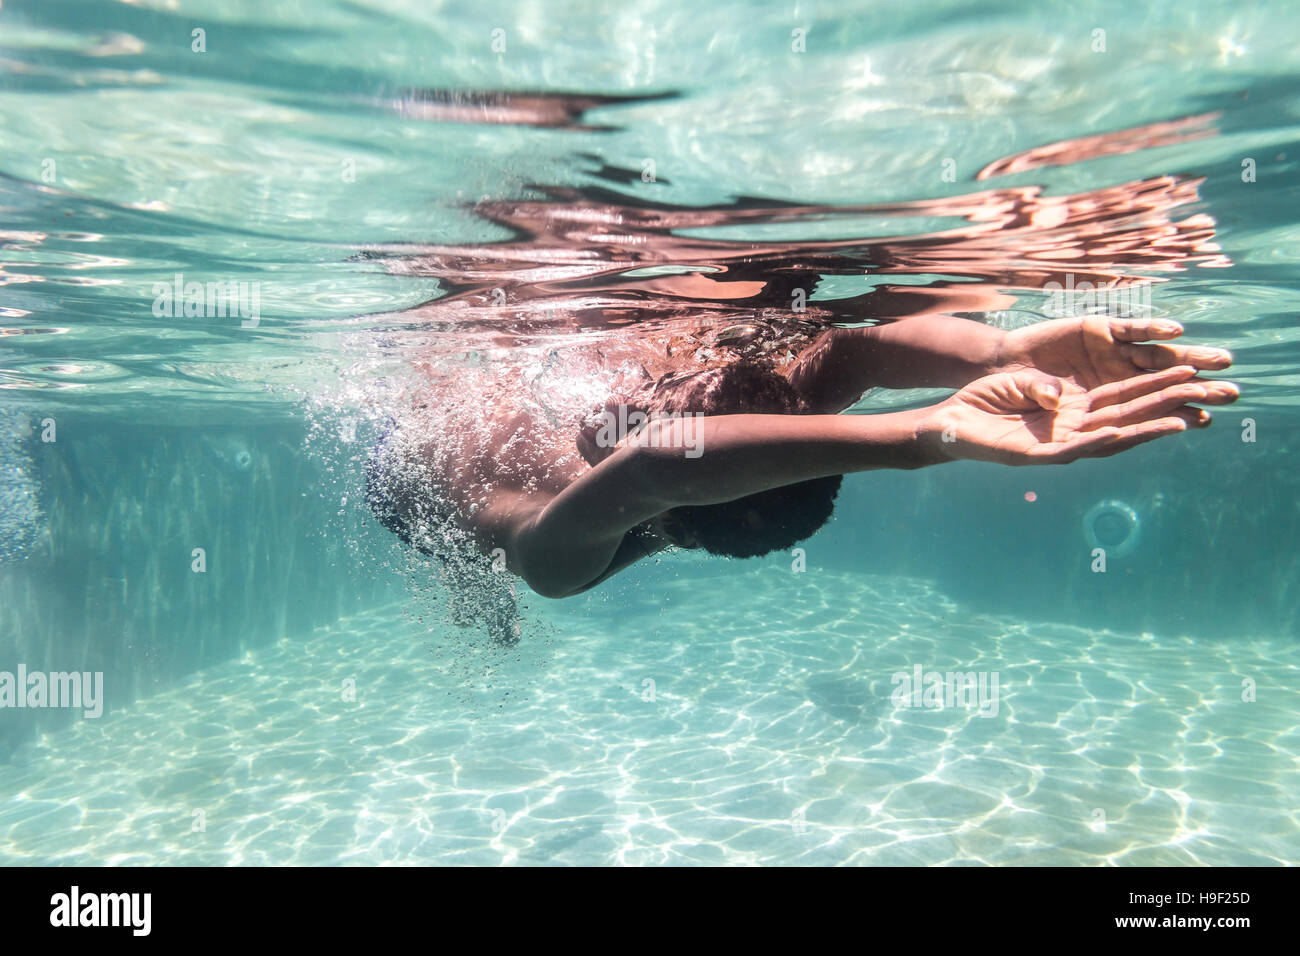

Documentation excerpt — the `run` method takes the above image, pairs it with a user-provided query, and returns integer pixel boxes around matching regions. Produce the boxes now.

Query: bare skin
[404,313,1237,599]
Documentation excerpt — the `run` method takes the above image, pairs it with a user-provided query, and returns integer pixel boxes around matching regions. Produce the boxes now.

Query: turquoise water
[1,0,1298,865]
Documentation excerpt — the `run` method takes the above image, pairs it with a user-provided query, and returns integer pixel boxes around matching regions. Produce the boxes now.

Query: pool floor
[0,567,1295,865]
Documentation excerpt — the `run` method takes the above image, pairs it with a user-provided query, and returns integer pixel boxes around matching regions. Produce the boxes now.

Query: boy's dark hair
[635,362,842,559]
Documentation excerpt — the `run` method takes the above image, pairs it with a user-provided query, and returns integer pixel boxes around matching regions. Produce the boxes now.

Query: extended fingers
[1109,317,1184,342]
[1086,418,1189,458]
[1030,417,1187,463]
[1119,340,1233,372]
[1106,318,1233,371]
[1088,378,1240,428]
[1087,365,1198,409]
[1025,427,1122,463]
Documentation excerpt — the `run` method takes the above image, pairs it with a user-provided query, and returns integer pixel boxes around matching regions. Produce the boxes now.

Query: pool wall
[0,414,402,758]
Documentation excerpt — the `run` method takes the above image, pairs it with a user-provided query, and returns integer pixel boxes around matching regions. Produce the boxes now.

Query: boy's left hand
[992,315,1233,390]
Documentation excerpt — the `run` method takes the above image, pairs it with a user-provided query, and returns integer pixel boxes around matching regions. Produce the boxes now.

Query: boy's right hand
[916,366,1238,466]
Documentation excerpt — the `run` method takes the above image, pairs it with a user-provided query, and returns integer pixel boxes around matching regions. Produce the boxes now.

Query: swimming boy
[366,311,1236,604]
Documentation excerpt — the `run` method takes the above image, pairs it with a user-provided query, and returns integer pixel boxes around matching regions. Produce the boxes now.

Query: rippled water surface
[0,0,1298,865]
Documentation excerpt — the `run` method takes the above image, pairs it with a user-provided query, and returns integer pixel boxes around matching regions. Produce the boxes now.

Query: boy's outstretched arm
[499,407,936,597]
[785,313,1236,417]
[498,364,1231,597]
[785,315,1005,412]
